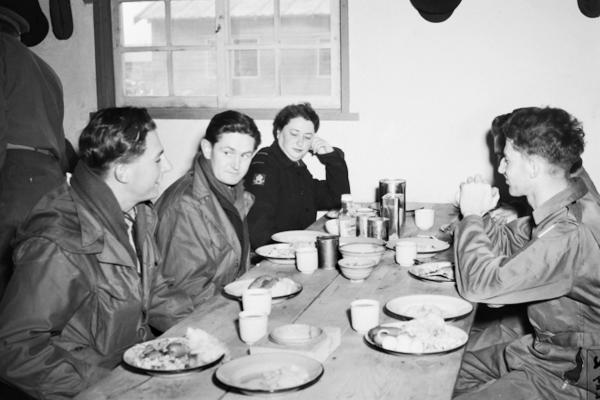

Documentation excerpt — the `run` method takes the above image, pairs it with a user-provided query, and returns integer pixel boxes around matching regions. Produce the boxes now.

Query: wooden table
[77,203,471,400]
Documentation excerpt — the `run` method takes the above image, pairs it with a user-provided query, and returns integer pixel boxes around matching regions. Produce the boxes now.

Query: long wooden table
[77,203,470,400]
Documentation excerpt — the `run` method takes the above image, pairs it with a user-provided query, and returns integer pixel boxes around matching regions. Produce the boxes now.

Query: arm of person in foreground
[244,157,281,249]
[312,138,350,210]
[0,239,107,399]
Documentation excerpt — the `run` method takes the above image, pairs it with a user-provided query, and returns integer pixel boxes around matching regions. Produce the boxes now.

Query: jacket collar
[269,141,306,168]
[532,178,588,225]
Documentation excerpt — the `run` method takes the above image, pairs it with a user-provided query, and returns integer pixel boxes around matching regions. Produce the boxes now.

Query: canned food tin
[367,217,389,241]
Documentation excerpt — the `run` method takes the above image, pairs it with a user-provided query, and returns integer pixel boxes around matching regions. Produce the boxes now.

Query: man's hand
[459,175,500,217]
[310,137,334,155]
[489,204,518,224]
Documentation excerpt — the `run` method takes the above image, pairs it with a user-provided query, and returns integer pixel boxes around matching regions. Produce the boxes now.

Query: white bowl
[338,257,378,282]
[339,243,386,264]
[325,219,339,235]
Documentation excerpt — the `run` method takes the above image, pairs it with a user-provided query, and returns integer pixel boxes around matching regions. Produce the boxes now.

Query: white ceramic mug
[350,299,380,333]
[415,208,435,231]
[242,288,272,315]
[296,246,318,274]
[395,241,417,267]
[238,311,268,345]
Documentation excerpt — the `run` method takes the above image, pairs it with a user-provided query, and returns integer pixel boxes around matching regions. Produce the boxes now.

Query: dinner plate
[339,236,386,247]
[408,261,455,283]
[122,336,225,377]
[255,243,296,264]
[364,321,468,356]
[385,294,473,321]
[271,230,324,244]
[269,324,324,346]
[386,236,450,253]
[215,353,324,395]
[223,278,303,301]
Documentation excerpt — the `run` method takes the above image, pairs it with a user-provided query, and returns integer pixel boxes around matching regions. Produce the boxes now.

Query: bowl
[325,219,339,235]
[338,257,378,282]
[339,243,386,264]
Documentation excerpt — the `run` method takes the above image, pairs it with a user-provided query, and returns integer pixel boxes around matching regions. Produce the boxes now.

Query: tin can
[316,235,339,270]
[367,217,389,241]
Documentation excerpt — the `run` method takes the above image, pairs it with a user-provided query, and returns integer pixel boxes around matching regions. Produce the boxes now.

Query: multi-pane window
[107,0,346,115]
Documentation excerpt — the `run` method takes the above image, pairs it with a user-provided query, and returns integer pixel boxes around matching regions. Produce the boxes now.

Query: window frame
[91,0,357,120]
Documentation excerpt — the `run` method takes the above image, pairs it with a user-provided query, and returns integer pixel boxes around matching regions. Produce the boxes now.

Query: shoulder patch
[252,173,266,186]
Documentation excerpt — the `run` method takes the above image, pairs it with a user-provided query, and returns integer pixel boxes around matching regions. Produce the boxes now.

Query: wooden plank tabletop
[76,203,470,400]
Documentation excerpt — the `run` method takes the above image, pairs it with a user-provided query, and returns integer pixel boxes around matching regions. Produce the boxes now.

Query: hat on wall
[578,0,600,18]
[410,0,462,23]
[0,0,49,46]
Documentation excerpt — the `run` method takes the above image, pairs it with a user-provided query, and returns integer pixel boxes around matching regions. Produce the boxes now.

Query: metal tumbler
[316,235,339,270]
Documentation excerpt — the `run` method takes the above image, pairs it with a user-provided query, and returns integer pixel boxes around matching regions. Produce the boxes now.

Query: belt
[6,143,55,158]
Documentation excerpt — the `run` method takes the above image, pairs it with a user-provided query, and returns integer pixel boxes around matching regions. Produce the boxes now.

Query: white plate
[364,321,468,355]
[271,230,324,244]
[255,243,296,264]
[270,324,324,346]
[215,353,324,395]
[339,236,386,247]
[408,261,455,283]
[123,336,224,376]
[223,278,302,300]
[386,236,450,253]
[385,294,473,321]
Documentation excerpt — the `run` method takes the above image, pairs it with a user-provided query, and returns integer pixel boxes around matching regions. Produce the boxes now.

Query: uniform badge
[252,173,266,186]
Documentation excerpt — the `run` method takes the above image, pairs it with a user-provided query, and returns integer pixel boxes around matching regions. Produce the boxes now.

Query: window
[92,0,354,119]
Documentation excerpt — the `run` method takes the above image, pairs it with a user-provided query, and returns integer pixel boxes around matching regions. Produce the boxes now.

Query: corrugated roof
[135,0,329,22]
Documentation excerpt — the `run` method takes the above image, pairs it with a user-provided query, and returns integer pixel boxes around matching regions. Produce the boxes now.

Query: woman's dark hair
[78,107,156,176]
[204,110,261,150]
[272,103,320,140]
[503,107,585,172]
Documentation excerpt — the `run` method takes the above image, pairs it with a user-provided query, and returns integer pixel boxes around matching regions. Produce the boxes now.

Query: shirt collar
[532,178,588,225]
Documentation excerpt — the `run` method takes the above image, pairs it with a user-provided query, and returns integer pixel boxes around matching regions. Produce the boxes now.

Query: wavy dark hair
[78,107,156,176]
[204,110,261,150]
[272,103,320,140]
[503,107,585,172]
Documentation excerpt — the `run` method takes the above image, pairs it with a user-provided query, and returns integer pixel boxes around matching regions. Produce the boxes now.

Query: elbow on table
[457,284,496,304]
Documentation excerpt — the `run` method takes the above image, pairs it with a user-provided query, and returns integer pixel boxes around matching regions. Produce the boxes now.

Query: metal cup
[316,235,339,270]
[378,179,406,232]
[367,217,389,241]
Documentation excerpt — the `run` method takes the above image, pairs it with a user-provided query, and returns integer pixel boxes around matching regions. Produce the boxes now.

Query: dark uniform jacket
[244,141,350,249]
[455,178,600,397]
[0,182,159,399]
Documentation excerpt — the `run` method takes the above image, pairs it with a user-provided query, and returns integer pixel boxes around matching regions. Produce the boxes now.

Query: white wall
[32,0,600,204]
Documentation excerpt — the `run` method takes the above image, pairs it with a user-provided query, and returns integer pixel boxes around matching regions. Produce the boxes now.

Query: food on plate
[262,244,295,258]
[249,275,280,290]
[401,303,445,318]
[371,314,465,353]
[412,261,455,280]
[124,327,226,371]
[240,365,310,391]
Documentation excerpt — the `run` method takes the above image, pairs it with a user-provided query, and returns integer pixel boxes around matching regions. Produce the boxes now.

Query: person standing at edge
[244,103,350,249]
[0,0,69,301]
[151,110,260,331]
[452,107,600,399]
[0,107,171,399]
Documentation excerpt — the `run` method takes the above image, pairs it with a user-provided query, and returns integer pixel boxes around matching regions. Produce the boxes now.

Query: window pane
[171,0,216,46]
[230,49,275,96]
[229,0,275,44]
[172,50,217,95]
[280,0,330,45]
[122,52,168,96]
[121,1,166,46]
[318,48,331,76]
[280,49,330,95]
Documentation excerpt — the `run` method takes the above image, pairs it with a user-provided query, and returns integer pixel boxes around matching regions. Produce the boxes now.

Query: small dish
[408,261,455,283]
[255,243,296,264]
[270,324,324,346]
[338,257,378,282]
[325,219,339,235]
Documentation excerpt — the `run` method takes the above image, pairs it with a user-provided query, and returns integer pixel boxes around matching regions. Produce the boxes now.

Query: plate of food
[271,230,324,245]
[215,353,324,395]
[123,327,226,376]
[255,243,296,264]
[385,294,472,321]
[408,261,455,283]
[270,324,324,346]
[386,236,450,253]
[224,275,302,302]
[365,315,468,355]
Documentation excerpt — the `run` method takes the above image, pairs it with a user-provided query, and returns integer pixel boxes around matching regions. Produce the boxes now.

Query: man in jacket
[0,107,171,399]
[0,1,69,301]
[245,103,350,249]
[151,110,259,331]
[453,107,600,399]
